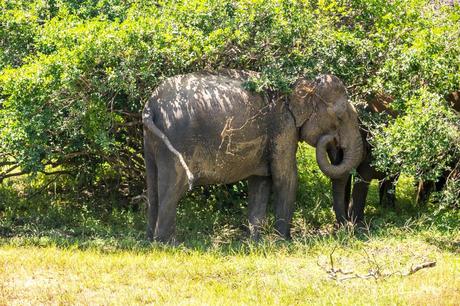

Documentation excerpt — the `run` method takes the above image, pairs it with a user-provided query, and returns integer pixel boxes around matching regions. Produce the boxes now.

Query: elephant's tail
[142,107,194,190]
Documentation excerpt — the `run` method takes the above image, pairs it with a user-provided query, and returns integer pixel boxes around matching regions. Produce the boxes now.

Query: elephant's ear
[288,78,315,127]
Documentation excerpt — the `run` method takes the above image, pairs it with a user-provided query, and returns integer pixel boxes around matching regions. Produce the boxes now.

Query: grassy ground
[1,146,459,305]
[1,232,459,305]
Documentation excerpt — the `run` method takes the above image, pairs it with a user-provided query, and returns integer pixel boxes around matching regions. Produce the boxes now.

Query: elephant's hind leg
[145,152,158,241]
[144,135,159,241]
[155,153,188,243]
[248,176,271,240]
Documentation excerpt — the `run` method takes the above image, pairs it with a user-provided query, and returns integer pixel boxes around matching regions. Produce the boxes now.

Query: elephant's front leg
[349,161,374,225]
[248,175,271,240]
[270,131,298,239]
[328,147,352,225]
[331,175,351,225]
[379,174,398,208]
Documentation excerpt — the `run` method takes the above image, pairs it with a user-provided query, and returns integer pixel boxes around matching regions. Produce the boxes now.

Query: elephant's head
[288,74,363,179]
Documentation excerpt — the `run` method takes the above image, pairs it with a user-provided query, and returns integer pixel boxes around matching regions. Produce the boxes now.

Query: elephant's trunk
[315,133,363,179]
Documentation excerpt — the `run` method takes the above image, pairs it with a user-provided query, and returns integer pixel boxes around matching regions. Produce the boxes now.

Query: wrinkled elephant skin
[143,70,363,242]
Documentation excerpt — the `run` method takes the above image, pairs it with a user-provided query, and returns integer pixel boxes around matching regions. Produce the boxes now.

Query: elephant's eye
[334,101,347,119]
[297,89,308,99]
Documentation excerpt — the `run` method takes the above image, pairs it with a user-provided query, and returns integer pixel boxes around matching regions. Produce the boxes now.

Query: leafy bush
[372,89,459,181]
[0,0,459,204]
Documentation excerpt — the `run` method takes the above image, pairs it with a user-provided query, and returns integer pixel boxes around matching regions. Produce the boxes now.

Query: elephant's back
[148,72,268,138]
[146,72,273,183]
[150,72,263,122]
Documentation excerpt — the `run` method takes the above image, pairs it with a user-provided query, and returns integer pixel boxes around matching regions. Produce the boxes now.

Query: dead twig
[131,191,148,204]
[0,170,28,183]
[321,247,437,282]
[403,261,437,276]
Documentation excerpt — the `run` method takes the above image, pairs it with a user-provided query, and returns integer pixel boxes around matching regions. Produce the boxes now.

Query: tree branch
[0,170,28,183]
[320,248,437,282]
[0,161,17,167]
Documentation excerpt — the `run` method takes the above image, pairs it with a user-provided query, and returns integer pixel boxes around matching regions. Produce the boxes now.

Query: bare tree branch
[0,170,28,183]
[320,247,437,282]
[0,161,17,167]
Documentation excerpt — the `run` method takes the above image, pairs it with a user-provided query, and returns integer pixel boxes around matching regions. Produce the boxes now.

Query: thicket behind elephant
[416,90,460,204]
[416,169,450,204]
[142,70,363,242]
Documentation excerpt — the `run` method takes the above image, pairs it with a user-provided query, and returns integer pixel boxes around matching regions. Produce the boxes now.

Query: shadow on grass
[1,171,457,255]
[424,236,460,253]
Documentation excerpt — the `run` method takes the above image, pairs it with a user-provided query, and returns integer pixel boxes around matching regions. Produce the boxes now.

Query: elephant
[329,95,399,225]
[330,89,460,224]
[142,70,363,242]
[329,128,399,225]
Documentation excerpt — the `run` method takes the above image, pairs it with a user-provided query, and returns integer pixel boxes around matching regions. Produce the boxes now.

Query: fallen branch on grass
[320,246,437,281]
[403,261,437,275]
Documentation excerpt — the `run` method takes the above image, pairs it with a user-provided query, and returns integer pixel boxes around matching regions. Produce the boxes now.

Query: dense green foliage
[1,4,458,303]
[372,89,459,180]
[0,0,459,200]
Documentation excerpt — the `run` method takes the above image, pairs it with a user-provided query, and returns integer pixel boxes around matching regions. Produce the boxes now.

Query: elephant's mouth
[315,133,363,179]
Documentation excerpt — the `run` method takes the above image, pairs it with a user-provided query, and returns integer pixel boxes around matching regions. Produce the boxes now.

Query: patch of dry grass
[1,235,458,305]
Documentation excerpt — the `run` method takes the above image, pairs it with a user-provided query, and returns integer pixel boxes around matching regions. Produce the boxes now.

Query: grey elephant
[330,90,460,225]
[329,129,399,225]
[142,70,363,242]
[329,97,399,225]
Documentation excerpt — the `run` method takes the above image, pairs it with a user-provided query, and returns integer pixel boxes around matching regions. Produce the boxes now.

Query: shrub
[372,88,459,181]
[0,0,459,203]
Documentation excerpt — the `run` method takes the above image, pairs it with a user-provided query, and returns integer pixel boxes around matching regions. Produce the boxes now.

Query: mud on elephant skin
[142,70,363,242]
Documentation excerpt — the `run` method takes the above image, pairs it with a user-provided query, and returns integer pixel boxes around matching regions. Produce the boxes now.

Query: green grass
[1,233,459,305]
[0,146,459,304]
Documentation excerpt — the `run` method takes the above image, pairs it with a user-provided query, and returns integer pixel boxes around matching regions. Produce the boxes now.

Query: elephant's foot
[332,220,358,235]
[246,223,262,241]
[146,227,155,242]
[381,196,396,209]
[154,234,178,246]
[334,219,352,228]
[274,221,292,240]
